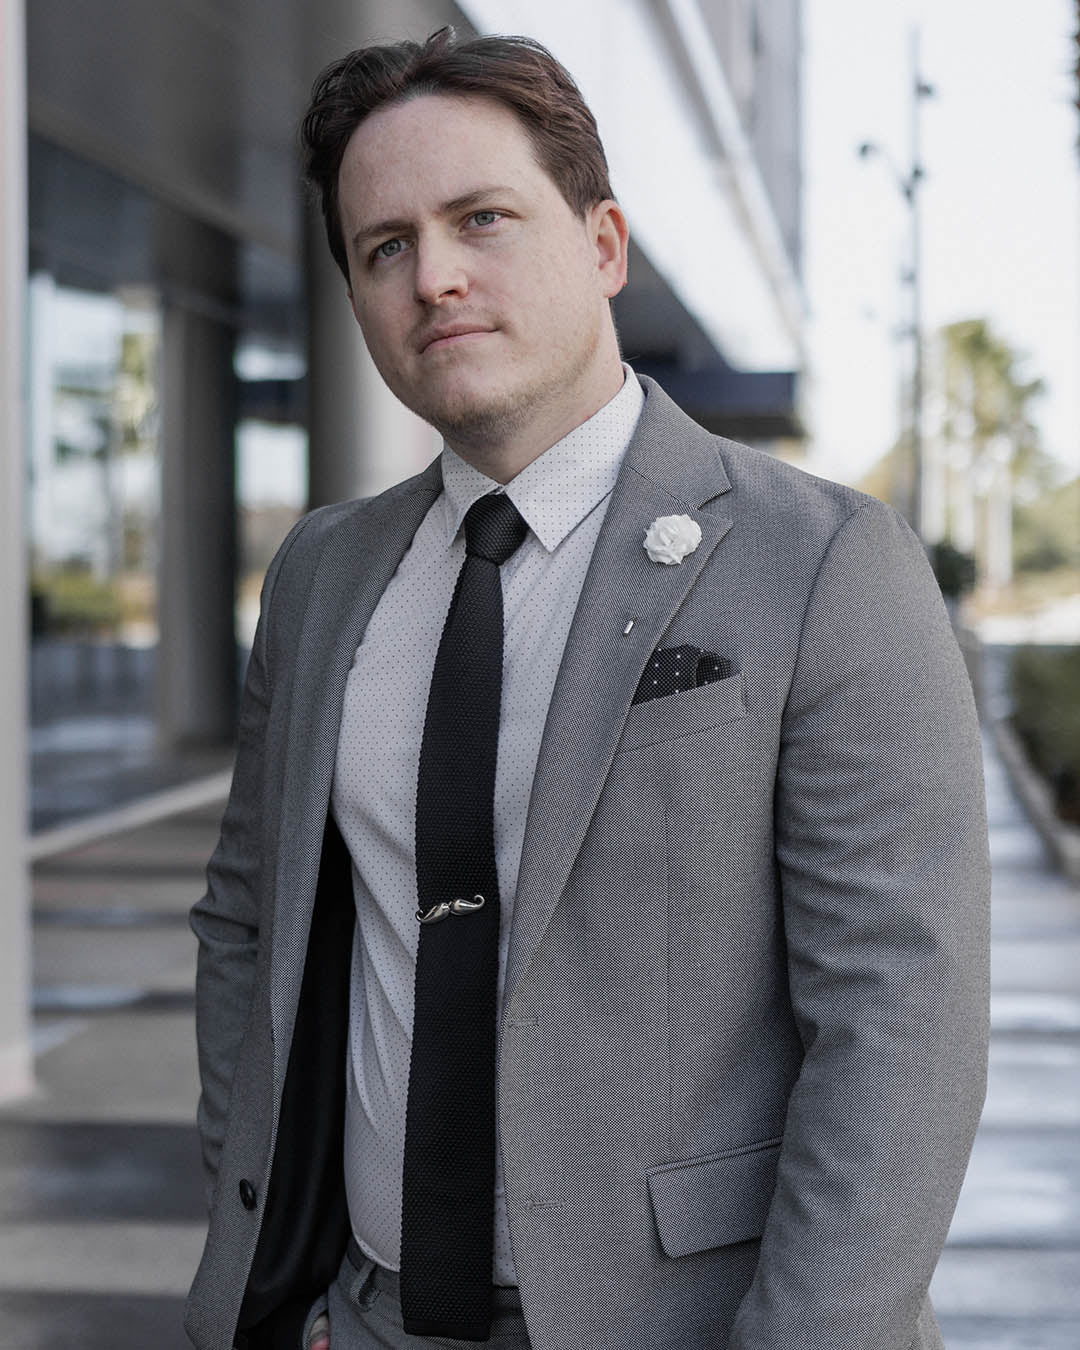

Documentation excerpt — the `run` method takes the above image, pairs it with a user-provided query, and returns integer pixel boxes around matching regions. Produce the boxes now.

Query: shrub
[32,567,120,636]
[929,540,977,599]
[1009,645,1080,826]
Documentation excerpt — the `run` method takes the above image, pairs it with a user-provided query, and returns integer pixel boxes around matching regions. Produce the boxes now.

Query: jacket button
[238,1179,257,1210]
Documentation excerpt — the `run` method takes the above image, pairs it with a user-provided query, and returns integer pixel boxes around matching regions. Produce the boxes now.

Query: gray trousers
[320,1250,532,1349]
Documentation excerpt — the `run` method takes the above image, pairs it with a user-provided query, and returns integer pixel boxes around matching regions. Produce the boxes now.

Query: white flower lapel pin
[643,514,702,565]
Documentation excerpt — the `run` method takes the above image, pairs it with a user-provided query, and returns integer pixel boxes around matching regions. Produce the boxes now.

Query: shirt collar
[438,363,645,553]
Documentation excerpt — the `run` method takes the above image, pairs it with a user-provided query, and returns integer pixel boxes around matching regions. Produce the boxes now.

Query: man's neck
[444,358,627,485]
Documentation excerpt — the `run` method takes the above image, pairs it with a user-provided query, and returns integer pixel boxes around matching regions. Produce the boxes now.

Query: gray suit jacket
[186,375,990,1350]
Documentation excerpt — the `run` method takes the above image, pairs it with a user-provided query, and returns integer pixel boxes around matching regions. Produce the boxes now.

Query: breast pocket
[616,672,746,754]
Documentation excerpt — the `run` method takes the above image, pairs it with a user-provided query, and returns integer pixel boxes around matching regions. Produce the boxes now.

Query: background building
[0,0,806,1099]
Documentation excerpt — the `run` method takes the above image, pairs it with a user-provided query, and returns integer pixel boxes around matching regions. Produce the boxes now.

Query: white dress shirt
[330,366,644,1285]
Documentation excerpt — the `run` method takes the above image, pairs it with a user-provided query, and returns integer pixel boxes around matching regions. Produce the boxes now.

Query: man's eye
[372,238,406,262]
[470,211,501,228]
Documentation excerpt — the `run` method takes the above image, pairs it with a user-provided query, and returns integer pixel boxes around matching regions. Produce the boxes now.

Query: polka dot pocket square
[631,644,733,705]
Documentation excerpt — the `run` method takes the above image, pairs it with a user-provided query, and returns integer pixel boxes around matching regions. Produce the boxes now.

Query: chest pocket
[616,671,745,755]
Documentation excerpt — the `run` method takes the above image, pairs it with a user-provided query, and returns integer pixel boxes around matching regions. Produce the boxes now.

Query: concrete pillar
[0,0,33,1102]
[156,229,239,745]
[305,209,369,507]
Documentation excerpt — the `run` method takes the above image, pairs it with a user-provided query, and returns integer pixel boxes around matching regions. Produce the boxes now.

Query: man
[186,27,990,1350]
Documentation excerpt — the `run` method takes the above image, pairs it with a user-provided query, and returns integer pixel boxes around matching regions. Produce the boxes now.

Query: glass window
[28,276,161,653]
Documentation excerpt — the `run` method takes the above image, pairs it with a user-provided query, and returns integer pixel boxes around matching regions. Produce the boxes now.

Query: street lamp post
[858,27,935,539]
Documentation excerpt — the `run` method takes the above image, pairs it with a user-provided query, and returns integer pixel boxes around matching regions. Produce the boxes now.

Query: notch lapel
[503,379,733,1015]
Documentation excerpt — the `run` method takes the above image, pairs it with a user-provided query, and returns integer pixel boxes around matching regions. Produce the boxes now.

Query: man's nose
[413,237,469,305]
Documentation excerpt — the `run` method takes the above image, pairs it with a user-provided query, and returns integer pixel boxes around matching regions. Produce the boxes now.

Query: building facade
[0,0,804,1097]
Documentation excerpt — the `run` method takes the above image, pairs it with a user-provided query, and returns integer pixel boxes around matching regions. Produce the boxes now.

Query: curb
[27,769,233,862]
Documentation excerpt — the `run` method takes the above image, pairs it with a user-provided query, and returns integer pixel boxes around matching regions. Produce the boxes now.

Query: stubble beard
[419,378,539,453]
[412,327,604,457]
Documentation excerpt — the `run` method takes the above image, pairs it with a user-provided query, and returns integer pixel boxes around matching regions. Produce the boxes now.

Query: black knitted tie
[400,491,529,1341]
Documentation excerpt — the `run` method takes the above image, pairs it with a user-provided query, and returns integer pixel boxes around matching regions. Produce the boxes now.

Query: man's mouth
[420,325,495,353]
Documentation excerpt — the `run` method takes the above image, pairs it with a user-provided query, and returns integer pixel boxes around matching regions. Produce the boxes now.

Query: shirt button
[238,1179,257,1210]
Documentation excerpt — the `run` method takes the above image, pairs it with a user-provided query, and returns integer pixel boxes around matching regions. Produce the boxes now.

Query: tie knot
[463,492,529,565]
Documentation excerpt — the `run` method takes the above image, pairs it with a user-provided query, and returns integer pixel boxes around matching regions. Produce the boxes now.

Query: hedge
[1009,645,1080,827]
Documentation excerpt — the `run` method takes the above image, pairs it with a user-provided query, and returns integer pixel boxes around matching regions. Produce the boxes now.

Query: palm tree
[930,319,1050,589]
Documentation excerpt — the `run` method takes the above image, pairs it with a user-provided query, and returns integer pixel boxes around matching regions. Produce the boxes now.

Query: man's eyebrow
[350,186,521,250]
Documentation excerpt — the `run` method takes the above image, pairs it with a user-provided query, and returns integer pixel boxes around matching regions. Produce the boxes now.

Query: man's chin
[418,386,524,448]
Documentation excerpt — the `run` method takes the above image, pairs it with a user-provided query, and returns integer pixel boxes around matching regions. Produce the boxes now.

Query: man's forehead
[339,92,545,197]
[344,91,528,163]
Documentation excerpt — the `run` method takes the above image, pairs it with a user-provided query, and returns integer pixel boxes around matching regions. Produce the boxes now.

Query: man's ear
[590,199,629,299]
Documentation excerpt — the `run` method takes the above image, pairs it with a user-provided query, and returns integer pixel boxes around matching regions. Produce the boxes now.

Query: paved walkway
[0,806,216,1348]
[930,729,1080,1349]
[1,727,1078,1348]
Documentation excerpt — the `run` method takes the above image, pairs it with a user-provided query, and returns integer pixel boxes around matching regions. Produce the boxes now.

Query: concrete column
[305,209,369,507]
[156,292,238,747]
[0,0,33,1102]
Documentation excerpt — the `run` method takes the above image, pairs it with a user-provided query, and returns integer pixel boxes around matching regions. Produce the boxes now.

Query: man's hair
[300,27,614,282]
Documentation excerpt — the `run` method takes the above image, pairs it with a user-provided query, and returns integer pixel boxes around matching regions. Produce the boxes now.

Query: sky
[804,0,1080,485]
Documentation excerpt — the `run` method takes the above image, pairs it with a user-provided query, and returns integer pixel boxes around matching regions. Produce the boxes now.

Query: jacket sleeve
[188,516,311,1205]
[729,501,991,1350]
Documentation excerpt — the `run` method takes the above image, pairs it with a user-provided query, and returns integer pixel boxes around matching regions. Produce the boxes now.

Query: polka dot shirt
[330,367,644,1286]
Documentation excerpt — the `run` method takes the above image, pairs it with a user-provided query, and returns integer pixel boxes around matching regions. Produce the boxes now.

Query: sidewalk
[1,728,1078,1348]
[930,729,1080,1349]
[0,804,219,1348]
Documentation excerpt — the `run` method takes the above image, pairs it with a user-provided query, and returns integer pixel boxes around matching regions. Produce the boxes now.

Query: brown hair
[300,27,614,281]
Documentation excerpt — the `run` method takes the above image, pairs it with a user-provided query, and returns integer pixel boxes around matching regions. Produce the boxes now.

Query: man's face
[338,93,625,452]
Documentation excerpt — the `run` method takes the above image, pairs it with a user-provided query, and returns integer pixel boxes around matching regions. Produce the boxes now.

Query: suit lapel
[270,460,442,1077]
[503,378,733,1015]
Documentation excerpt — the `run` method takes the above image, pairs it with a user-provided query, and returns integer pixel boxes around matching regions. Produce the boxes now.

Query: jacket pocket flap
[646,1137,781,1259]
